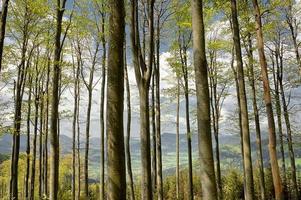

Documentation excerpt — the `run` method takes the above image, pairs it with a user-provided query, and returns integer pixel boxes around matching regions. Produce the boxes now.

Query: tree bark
[151,69,157,196]
[0,0,9,72]
[155,22,163,200]
[252,0,284,199]
[82,42,98,198]
[278,50,299,199]
[30,73,40,200]
[50,1,67,199]
[10,9,30,198]
[208,50,222,200]
[106,0,126,198]
[99,6,106,199]
[231,1,255,199]
[176,77,180,200]
[25,75,32,199]
[191,0,217,199]
[125,49,135,200]
[72,49,80,200]
[39,89,44,198]
[246,33,266,200]
[271,49,287,196]
[180,42,193,200]
[130,0,154,199]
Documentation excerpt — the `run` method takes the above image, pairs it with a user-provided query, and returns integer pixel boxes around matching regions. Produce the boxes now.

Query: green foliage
[222,169,244,199]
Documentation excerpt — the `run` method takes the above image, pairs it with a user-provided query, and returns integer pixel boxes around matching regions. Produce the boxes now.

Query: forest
[0,0,300,199]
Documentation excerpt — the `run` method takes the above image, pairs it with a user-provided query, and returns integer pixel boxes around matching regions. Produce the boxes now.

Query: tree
[106,0,126,198]
[245,33,266,200]
[191,0,217,199]
[230,0,255,199]
[99,2,107,199]
[25,74,33,199]
[207,37,229,200]
[125,42,135,200]
[50,0,67,199]
[0,0,10,72]
[9,1,44,197]
[130,0,155,199]
[71,41,80,200]
[251,0,284,199]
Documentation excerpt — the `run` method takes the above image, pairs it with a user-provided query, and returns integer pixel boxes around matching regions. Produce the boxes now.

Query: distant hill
[1,132,300,178]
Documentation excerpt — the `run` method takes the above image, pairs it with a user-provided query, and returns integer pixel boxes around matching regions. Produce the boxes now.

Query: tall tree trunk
[50,1,67,199]
[39,89,44,198]
[43,57,50,197]
[231,1,254,199]
[230,47,245,185]
[10,19,30,200]
[176,77,180,200]
[182,53,193,200]
[209,50,222,200]
[278,51,299,199]
[25,76,32,199]
[30,77,40,200]
[130,0,154,199]
[139,85,153,200]
[125,49,135,200]
[83,42,98,199]
[246,33,266,200]
[106,0,126,198]
[191,0,217,199]
[84,88,92,198]
[72,53,80,200]
[76,87,81,200]
[271,51,287,196]
[0,0,9,72]
[252,1,284,199]
[151,69,157,196]
[155,23,163,200]
[99,6,106,200]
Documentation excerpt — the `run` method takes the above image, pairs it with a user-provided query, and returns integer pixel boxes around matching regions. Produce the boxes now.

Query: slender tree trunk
[271,51,287,196]
[252,1,284,199]
[246,33,266,200]
[130,0,154,199]
[278,52,299,199]
[139,85,153,200]
[30,79,40,200]
[25,76,33,199]
[155,24,163,200]
[231,1,254,199]
[10,26,29,200]
[151,69,157,196]
[72,54,80,200]
[125,49,135,200]
[0,0,9,72]
[84,88,92,198]
[83,41,98,199]
[99,7,106,200]
[191,0,217,199]
[39,89,44,198]
[209,50,222,200]
[50,1,67,199]
[76,88,81,200]
[106,0,126,198]
[184,66,193,200]
[176,77,180,200]
[44,58,50,197]
[179,33,193,200]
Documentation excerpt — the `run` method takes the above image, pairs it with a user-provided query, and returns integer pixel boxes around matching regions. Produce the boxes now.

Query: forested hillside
[0,0,301,200]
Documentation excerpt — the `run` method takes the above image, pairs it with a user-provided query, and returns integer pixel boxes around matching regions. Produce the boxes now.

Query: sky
[0,0,300,140]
